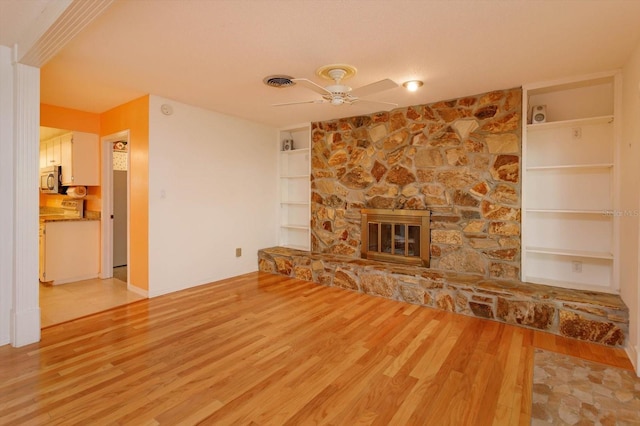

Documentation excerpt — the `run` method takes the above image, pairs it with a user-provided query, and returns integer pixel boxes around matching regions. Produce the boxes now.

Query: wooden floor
[0,272,633,425]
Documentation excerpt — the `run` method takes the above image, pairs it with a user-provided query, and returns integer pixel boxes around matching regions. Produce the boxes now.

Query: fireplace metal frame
[360,208,430,267]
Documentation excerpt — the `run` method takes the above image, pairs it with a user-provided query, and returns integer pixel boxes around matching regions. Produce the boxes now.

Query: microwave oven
[40,166,63,194]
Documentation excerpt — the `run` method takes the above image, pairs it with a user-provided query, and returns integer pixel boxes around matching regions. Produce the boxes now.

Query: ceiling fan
[265,64,399,108]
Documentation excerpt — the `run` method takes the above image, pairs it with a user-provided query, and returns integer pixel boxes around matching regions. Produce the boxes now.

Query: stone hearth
[258,247,628,347]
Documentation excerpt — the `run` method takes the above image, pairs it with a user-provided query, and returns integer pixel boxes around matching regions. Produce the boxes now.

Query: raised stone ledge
[258,247,628,347]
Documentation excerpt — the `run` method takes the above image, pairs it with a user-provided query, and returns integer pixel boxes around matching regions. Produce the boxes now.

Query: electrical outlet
[572,127,582,139]
[572,260,582,273]
[235,248,242,257]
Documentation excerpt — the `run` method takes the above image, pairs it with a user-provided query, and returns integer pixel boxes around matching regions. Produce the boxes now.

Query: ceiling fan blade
[350,79,398,98]
[291,78,333,96]
[272,99,325,107]
[352,98,399,108]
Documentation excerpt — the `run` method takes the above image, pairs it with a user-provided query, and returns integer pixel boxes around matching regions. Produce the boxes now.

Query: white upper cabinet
[40,136,62,167]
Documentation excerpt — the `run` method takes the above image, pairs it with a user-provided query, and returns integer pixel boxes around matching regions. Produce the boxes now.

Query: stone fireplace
[259,87,629,347]
[258,89,628,346]
[310,88,522,279]
[360,208,430,267]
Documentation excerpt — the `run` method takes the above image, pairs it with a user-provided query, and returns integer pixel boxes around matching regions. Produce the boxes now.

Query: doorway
[101,131,130,284]
[112,139,128,280]
[38,129,144,328]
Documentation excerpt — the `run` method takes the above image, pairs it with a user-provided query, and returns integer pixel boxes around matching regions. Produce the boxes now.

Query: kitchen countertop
[39,215,100,223]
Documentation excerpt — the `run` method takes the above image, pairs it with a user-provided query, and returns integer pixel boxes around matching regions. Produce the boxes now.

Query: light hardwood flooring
[39,271,145,327]
[2,272,633,425]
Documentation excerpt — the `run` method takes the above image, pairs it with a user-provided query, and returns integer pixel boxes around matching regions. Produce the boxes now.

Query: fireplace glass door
[361,209,430,267]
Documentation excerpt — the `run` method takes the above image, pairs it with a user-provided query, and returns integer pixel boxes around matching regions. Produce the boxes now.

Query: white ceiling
[5,0,640,128]
[0,0,51,46]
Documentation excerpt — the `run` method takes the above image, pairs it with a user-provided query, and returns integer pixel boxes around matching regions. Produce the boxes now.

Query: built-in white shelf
[281,148,310,154]
[525,209,610,214]
[525,246,613,260]
[522,71,619,293]
[281,225,310,230]
[280,174,309,179]
[278,125,311,251]
[527,115,613,132]
[523,276,618,294]
[526,164,613,171]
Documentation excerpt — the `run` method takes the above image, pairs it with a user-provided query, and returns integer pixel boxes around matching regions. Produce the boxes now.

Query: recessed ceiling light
[403,80,423,92]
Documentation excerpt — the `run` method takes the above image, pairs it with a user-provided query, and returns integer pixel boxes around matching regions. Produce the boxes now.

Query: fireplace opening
[360,209,430,267]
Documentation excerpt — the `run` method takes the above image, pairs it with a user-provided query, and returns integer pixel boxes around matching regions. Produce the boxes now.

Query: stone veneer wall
[310,88,522,279]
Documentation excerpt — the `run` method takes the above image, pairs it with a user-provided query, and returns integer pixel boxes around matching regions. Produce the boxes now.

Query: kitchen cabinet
[522,71,620,293]
[60,131,100,186]
[39,136,62,167]
[278,124,311,250]
[39,220,100,284]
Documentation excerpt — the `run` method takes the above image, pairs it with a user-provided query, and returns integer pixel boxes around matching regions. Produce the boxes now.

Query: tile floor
[532,349,640,425]
[39,270,145,327]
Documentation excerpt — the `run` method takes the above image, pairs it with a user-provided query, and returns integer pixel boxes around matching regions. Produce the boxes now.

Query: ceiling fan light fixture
[403,80,423,92]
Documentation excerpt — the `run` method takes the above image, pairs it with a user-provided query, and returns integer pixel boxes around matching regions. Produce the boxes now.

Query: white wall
[147,96,278,297]
[0,46,15,345]
[621,39,640,374]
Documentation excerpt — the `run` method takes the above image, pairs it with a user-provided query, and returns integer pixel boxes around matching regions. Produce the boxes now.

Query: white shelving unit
[278,124,311,250]
[522,71,620,293]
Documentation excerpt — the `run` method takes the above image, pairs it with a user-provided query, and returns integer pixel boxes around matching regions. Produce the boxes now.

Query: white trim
[11,63,41,347]
[100,130,130,281]
[521,83,529,283]
[0,46,15,346]
[50,273,100,286]
[127,284,148,298]
[522,69,621,92]
[612,71,622,293]
[626,344,639,377]
[17,0,113,67]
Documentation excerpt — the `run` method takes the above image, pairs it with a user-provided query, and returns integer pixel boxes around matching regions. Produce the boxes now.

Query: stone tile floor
[532,349,640,425]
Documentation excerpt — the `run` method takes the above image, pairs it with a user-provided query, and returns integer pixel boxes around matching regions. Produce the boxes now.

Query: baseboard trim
[127,284,148,298]
[51,273,100,285]
[11,306,41,347]
[626,344,639,377]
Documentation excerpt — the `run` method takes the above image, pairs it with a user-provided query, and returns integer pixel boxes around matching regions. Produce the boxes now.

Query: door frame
[100,130,130,281]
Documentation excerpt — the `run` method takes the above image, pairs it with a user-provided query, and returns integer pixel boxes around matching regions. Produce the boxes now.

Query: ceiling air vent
[263,75,296,88]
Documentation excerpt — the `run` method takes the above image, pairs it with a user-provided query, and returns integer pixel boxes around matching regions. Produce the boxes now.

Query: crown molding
[17,0,113,67]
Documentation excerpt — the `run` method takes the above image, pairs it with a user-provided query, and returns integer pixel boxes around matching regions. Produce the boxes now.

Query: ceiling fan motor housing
[325,84,351,96]
[268,63,398,108]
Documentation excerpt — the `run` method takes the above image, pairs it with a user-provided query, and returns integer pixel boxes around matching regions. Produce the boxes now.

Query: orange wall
[41,104,100,133]
[101,96,150,292]
[39,104,102,211]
